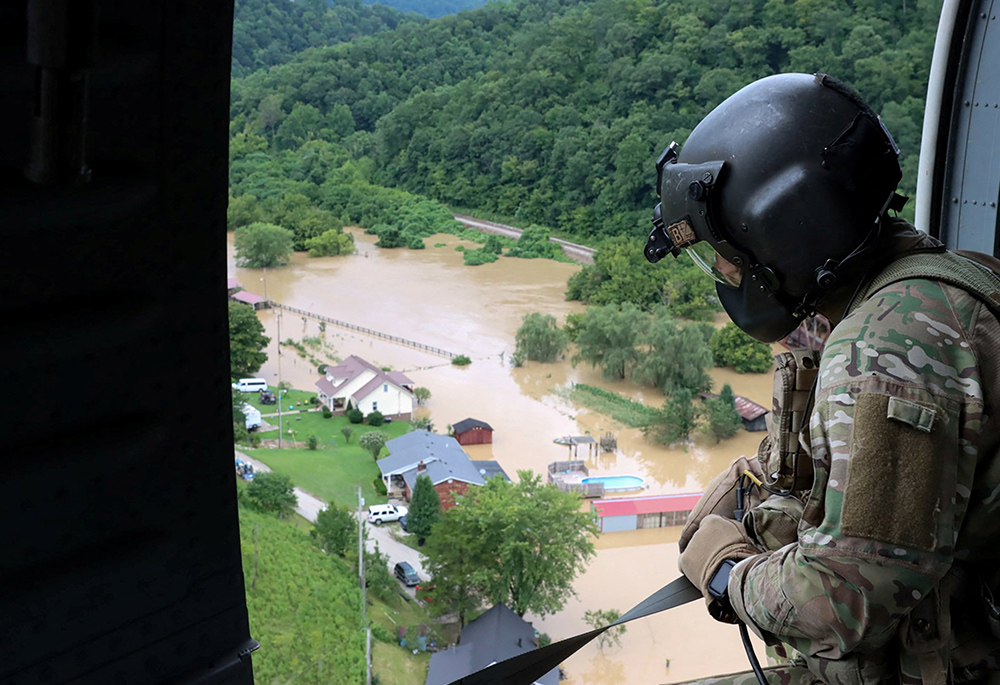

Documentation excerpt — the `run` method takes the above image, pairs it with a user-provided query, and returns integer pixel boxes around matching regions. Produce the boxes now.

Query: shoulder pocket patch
[841,393,955,553]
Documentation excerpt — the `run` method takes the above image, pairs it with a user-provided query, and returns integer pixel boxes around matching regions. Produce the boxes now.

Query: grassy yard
[257,411,411,449]
[239,385,319,416]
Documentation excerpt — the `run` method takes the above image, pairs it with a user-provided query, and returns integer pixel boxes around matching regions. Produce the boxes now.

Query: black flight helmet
[645,73,902,342]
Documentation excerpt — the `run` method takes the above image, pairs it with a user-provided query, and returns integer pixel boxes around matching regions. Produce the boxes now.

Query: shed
[734,396,769,432]
[452,418,494,445]
[591,493,702,533]
[229,290,271,310]
[226,277,242,293]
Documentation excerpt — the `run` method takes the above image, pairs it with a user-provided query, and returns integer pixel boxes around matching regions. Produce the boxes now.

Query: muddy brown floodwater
[227,228,777,684]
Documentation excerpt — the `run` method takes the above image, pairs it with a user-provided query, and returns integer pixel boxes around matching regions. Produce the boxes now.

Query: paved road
[234,449,427,582]
[453,214,596,264]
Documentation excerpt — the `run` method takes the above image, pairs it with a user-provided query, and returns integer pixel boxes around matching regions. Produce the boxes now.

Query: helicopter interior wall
[933,0,1000,253]
[0,2,254,684]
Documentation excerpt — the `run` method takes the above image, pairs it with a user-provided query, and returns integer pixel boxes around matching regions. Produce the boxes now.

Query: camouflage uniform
[686,226,1000,685]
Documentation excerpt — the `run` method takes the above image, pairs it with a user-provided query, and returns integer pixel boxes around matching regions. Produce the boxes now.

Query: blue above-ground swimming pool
[581,475,645,492]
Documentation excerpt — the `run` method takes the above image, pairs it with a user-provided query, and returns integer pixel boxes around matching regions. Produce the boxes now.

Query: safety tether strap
[846,250,1000,320]
[446,576,702,685]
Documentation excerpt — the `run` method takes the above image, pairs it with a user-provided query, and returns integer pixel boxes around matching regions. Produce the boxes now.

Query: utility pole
[276,308,282,448]
[358,486,370,685]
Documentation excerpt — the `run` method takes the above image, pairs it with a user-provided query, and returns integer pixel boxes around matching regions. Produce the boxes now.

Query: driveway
[234,448,427,583]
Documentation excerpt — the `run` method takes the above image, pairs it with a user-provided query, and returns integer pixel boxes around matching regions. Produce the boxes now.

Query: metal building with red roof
[590,493,702,532]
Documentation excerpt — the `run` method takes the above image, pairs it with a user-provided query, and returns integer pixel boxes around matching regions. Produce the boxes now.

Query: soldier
[645,73,1000,684]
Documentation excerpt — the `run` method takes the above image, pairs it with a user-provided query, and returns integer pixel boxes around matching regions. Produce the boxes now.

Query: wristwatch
[707,559,738,624]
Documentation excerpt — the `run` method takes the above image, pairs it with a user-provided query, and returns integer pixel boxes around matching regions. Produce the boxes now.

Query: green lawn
[257,411,411,448]
[244,413,411,508]
[240,385,319,416]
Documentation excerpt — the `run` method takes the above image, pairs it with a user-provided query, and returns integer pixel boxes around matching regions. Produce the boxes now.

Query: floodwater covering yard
[228,228,775,684]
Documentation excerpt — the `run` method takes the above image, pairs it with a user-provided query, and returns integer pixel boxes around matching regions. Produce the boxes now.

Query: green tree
[413,386,431,405]
[425,471,596,621]
[407,474,440,544]
[305,227,355,257]
[307,434,319,450]
[340,426,353,443]
[583,608,626,649]
[515,312,569,363]
[246,471,298,518]
[232,389,249,444]
[228,301,270,379]
[710,322,775,373]
[227,193,261,230]
[367,410,385,426]
[359,430,388,459]
[234,222,294,268]
[631,310,713,395]
[313,503,355,557]
[644,388,697,445]
[572,304,649,380]
[703,384,743,443]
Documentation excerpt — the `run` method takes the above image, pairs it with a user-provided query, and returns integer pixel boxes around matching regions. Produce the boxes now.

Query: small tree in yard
[340,425,353,443]
[703,384,743,442]
[306,434,319,450]
[360,431,388,459]
[515,312,569,363]
[312,503,354,557]
[346,408,364,424]
[413,387,431,405]
[407,475,440,545]
[246,471,298,518]
[367,410,384,426]
[644,388,697,444]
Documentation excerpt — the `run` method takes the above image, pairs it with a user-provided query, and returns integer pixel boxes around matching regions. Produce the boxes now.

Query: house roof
[471,460,510,482]
[317,355,414,402]
[387,370,414,387]
[401,458,485,492]
[315,376,337,397]
[425,604,558,685]
[230,290,269,305]
[226,277,242,290]
[378,431,477,479]
[453,418,493,434]
[591,493,703,518]
[734,396,769,421]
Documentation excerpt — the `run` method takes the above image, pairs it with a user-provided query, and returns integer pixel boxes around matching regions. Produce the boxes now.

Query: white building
[315,355,415,419]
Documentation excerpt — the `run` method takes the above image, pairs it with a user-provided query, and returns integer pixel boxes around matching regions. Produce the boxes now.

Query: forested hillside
[232,0,416,77]
[365,0,490,19]
[231,0,940,243]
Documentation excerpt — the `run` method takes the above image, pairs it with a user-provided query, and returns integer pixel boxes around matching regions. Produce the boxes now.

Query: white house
[315,355,415,419]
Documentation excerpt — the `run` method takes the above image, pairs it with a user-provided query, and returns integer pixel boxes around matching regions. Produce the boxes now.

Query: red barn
[453,418,494,445]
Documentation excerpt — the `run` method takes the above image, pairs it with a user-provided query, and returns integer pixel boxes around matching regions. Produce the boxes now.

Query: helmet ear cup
[815,261,839,290]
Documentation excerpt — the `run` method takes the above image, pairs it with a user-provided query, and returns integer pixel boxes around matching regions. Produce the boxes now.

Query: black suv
[393,561,419,587]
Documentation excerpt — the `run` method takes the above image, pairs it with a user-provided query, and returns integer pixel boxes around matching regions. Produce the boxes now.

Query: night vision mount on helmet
[645,73,906,342]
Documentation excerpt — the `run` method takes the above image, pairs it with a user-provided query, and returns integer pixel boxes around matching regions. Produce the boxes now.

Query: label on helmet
[667,219,697,249]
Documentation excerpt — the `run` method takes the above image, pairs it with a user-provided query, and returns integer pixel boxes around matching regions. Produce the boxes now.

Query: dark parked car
[398,515,408,532]
[259,392,276,405]
[394,561,419,587]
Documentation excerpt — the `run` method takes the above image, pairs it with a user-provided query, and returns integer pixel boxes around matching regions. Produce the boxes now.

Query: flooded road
[228,228,775,683]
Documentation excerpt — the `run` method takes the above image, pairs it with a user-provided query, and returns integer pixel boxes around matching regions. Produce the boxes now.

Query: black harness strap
[447,576,702,685]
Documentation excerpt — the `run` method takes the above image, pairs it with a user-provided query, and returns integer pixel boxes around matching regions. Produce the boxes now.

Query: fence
[272,304,457,359]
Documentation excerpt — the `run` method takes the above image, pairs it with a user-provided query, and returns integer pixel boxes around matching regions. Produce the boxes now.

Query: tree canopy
[424,471,596,621]
[515,312,569,363]
[228,301,270,379]
[406,474,440,543]
[234,222,294,267]
[572,303,649,380]
[710,322,774,373]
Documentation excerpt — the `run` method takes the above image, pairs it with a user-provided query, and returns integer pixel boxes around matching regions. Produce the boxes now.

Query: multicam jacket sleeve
[728,279,987,659]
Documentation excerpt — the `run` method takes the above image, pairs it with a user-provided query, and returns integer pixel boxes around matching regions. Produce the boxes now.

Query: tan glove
[679,455,765,552]
[678,514,760,623]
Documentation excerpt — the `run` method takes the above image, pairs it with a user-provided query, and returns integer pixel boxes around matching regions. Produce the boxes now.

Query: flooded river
[227,228,775,684]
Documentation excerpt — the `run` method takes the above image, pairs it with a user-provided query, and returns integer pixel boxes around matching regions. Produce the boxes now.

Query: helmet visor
[686,246,742,288]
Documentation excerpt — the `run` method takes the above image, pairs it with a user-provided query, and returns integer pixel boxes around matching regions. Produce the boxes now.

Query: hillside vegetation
[231,0,939,244]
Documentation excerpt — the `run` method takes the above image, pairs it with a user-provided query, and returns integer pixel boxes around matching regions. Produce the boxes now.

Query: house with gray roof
[425,604,558,685]
[315,355,415,420]
[377,431,486,509]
